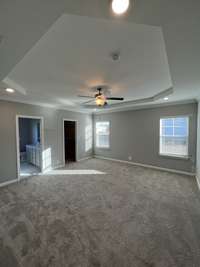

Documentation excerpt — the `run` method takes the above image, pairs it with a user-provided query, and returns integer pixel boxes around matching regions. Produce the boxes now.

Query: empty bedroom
[0,0,200,266]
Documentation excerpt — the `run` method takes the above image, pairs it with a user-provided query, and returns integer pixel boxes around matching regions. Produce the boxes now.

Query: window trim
[85,124,93,152]
[95,121,111,149]
[159,115,189,159]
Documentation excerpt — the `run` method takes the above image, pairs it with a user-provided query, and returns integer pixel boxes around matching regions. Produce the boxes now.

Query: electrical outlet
[128,156,132,161]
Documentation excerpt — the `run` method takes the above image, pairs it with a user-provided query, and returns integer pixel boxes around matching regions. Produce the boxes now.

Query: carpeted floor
[0,158,200,267]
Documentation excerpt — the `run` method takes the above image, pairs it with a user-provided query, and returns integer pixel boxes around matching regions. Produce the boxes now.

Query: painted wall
[0,100,93,183]
[196,102,200,185]
[94,103,197,173]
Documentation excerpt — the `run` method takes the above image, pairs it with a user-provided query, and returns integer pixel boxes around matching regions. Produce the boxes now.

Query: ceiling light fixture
[5,88,15,93]
[111,0,130,15]
[164,97,169,101]
[95,95,106,106]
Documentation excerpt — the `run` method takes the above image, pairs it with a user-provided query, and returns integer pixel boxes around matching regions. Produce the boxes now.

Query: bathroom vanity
[26,145,41,168]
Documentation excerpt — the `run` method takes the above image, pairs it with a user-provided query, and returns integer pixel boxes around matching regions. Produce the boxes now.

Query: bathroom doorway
[16,115,44,179]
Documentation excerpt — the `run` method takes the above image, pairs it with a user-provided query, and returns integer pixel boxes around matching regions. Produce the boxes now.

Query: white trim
[63,119,78,165]
[93,99,197,115]
[16,115,45,181]
[196,175,200,191]
[55,163,65,169]
[94,155,196,176]
[0,97,91,114]
[0,97,197,116]
[95,121,111,149]
[158,153,189,160]
[16,116,20,181]
[0,179,18,188]
[159,116,190,159]
[77,156,93,162]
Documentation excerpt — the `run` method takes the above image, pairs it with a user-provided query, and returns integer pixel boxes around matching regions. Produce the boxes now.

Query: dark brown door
[64,121,76,162]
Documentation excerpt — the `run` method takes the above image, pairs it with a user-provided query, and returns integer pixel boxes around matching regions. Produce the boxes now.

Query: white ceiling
[1,14,172,111]
[0,0,199,112]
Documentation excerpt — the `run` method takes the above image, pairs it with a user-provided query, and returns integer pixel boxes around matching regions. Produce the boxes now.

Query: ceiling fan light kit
[78,87,124,107]
[95,95,106,106]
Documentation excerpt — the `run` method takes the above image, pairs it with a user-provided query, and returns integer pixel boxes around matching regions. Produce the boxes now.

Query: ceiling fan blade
[106,97,124,101]
[108,87,174,107]
[78,95,94,98]
[81,99,95,105]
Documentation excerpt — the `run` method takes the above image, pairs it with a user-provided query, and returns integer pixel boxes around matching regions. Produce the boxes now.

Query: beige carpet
[0,159,200,267]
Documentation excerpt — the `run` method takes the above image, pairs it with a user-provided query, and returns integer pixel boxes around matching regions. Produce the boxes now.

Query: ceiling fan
[78,87,124,107]
[78,86,173,109]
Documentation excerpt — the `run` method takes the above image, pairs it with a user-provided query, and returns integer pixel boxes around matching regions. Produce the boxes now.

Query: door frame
[16,115,44,181]
[63,119,78,165]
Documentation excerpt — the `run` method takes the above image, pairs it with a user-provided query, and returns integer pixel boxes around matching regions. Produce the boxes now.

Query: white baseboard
[94,155,196,177]
[59,157,93,168]
[77,156,93,162]
[52,156,93,169]
[196,175,200,190]
[0,179,19,188]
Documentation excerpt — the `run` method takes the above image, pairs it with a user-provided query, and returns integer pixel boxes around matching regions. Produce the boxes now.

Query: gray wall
[0,100,93,183]
[196,102,200,184]
[0,100,197,184]
[94,103,197,173]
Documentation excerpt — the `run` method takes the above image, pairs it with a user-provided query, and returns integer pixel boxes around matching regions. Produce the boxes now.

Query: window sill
[96,146,110,150]
[159,153,190,160]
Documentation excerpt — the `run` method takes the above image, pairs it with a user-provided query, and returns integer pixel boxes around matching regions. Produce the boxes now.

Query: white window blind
[85,124,92,152]
[159,117,189,157]
[96,121,110,148]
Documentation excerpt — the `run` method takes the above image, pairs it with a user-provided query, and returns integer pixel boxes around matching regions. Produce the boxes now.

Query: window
[96,121,110,148]
[85,124,92,152]
[159,117,189,158]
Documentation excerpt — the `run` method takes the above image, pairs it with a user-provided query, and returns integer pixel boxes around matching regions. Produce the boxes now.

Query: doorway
[63,120,77,164]
[16,115,44,179]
